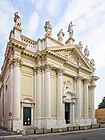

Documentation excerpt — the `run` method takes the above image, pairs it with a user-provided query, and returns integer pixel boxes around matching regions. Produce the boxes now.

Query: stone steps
[20,123,105,135]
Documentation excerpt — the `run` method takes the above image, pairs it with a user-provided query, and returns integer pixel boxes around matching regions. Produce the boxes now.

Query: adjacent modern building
[0,12,99,131]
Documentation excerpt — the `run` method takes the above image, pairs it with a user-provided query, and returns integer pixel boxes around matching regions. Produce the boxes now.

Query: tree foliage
[98,97,105,109]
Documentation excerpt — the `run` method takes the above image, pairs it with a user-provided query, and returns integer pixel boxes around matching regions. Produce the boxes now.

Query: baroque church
[0,12,99,131]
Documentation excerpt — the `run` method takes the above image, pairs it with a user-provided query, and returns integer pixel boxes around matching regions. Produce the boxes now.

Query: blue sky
[0,0,105,108]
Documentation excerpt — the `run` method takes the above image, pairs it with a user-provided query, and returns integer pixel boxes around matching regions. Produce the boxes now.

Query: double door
[23,107,31,126]
[65,103,70,124]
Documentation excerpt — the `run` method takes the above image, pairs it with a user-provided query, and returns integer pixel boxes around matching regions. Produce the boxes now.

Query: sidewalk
[0,127,20,136]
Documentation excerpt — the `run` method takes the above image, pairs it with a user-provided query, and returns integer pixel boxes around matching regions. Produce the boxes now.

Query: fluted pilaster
[44,64,50,118]
[12,58,21,118]
[57,68,63,118]
[36,66,41,118]
[84,79,89,119]
[90,85,96,122]
[76,76,81,118]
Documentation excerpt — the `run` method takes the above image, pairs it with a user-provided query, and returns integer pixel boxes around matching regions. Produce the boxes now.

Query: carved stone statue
[78,41,83,50]
[67,21,74,38]
[84,45,89,57]
[14,11,21,30]
[90,59,95,67]
[57,29,64,43]
[44,21,52,37]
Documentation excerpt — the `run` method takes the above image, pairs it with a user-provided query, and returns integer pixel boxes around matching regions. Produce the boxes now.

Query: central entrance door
[65,103,70,124]
[23,107,31,126]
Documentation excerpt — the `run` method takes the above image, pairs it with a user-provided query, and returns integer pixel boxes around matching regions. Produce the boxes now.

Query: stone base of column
[34,118,66,129]
[75,118,91,126]
[91,118,97,124]
[56,118,66,128]
[12,118,22,131]
[34,119,42,129]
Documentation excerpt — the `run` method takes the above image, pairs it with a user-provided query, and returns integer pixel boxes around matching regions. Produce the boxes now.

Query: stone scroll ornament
[44,21,52,37]
[14,11,22,30]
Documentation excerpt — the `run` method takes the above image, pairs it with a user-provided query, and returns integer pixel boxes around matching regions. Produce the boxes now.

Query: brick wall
[95,108,105,123]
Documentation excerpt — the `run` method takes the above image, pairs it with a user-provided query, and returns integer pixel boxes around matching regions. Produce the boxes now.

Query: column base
[12,118,23,131]
[75,118,91,126]
[91,118,97,124]
[56,118,66,128]
[34,118,66,129]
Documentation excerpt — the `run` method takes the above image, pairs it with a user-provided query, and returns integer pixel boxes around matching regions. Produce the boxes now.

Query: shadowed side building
[0,12,99,131]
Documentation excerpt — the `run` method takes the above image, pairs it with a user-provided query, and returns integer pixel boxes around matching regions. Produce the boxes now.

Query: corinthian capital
[44,63,51,72]
[84,79,89,84]
[57,67,64,76]
[10,58,22,67]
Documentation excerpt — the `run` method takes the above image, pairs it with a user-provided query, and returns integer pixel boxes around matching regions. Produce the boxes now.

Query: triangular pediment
[48,45,93,71]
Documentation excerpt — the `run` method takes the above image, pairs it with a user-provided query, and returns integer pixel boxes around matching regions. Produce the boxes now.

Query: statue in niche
[14,11,21,30]
[90,59,95,67]
[84,45,89,57]
[67,21,74,38]
[57,29,65,43]
[78,41,83,50]
[64,80,72,91]
[44,21,52,37]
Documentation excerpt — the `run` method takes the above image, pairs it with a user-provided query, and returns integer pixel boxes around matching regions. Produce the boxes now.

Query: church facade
[0,12,99,131]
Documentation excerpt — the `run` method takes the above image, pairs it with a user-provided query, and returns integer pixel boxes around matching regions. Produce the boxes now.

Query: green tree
[98,97,105,109]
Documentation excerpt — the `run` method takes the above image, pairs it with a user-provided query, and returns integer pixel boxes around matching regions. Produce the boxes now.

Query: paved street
[0,128,105,140]
[0,127,18,136]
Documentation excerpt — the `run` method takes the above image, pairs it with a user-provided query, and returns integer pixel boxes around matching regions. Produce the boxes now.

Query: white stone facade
[0,12,99,131]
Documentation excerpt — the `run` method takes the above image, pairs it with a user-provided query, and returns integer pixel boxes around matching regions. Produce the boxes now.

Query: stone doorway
[23,107,31,126]
[65,103,70,124]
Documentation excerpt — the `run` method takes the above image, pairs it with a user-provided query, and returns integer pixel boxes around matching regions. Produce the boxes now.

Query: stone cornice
[46,49,92,73]
[46,49,67,61]
[21,35,36,45]
[48,45,93,72]
[49,46,74,52]
[45,35,65,46]
[1,38,26,78]
[10,38,27,50]
[21,50,35,59]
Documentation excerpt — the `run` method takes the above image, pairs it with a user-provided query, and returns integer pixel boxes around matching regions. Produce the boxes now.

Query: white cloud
[53,0,105,69]
[0,0,16,68]
[0,0,15,38]
[31,0,45,10]
[25,11,39,38]
[46,0,61,16]
[52,0,105,108]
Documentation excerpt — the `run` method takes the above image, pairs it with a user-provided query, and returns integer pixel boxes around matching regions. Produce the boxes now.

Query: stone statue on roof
[14,11,21,30]
[90,59,95,67]
[68,21,74,38]
[57,29,65,43]
[44,21,52,37]
[78,41,83,50]
[84,45,89,57]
